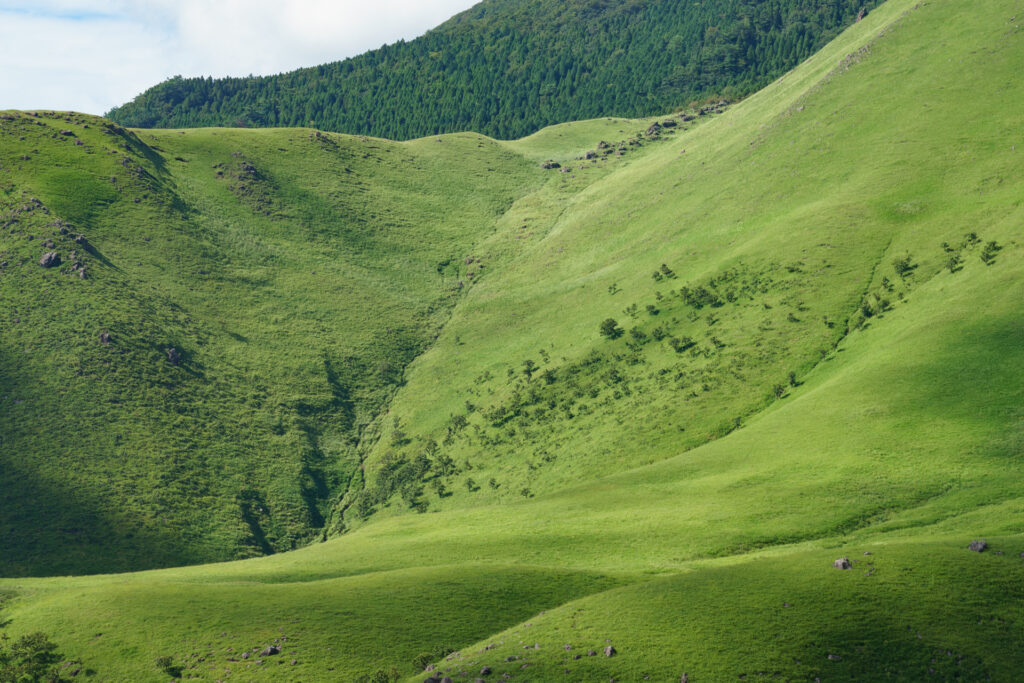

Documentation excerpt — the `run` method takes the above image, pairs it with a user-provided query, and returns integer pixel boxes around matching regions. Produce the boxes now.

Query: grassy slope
[1,0,1023,679]
[0,116,543,575]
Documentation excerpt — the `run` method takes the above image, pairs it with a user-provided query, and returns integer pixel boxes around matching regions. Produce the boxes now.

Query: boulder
[260,645,280,656]
[481,666,492,675]
[541,161,561,170]
[166,347,181,365]
[39,252,61,268]
[597,141,610,150]
[833,557,853,570]
[968,540,988,552]
[604,646,616,657]
[646,122,662,136]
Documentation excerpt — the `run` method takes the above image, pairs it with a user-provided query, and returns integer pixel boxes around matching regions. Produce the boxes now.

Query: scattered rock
[604,646,616,657]
[39,251,61,268]
[585,151,597,160]
[969,540,988,552]
[597,141,610,150]
[833,557,853,570]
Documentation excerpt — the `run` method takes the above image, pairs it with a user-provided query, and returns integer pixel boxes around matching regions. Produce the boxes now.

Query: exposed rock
[969,540,988,552]
[833,557,853,570]
[604,646,616,657]
[39,251,61,268]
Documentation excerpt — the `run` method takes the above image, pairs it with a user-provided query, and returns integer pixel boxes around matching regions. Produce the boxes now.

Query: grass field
[1,0,1023,679]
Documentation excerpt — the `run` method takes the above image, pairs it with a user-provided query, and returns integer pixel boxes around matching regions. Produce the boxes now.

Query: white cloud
[0,0,477,114]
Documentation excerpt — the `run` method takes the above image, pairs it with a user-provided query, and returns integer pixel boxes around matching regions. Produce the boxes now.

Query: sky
[0,0,478,115]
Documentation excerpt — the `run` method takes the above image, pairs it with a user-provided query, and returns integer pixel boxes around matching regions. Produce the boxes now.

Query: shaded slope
[0,114,541,575]
[107,0,880,139]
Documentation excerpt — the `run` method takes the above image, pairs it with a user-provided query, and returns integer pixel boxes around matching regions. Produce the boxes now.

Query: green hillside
[106,0,879,140]
[2,0,1024,680]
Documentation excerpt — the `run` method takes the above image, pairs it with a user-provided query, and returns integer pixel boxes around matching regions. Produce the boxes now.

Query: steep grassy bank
[0,113,546,575]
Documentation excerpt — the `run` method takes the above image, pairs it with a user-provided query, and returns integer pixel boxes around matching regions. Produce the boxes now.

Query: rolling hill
[106,0,880,140]
[1,0,1023,680]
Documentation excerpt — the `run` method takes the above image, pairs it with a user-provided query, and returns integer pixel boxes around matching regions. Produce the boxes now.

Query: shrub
[599,318,623,339]
[669,336,696,353]
[773,384,786,398]
[155,655,182,678]
[980,240,1001,265]
[1,632,66,682]
[892,253,915,278]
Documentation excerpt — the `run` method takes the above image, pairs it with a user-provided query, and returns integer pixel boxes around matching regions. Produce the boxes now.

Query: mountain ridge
[106,0,880,140]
